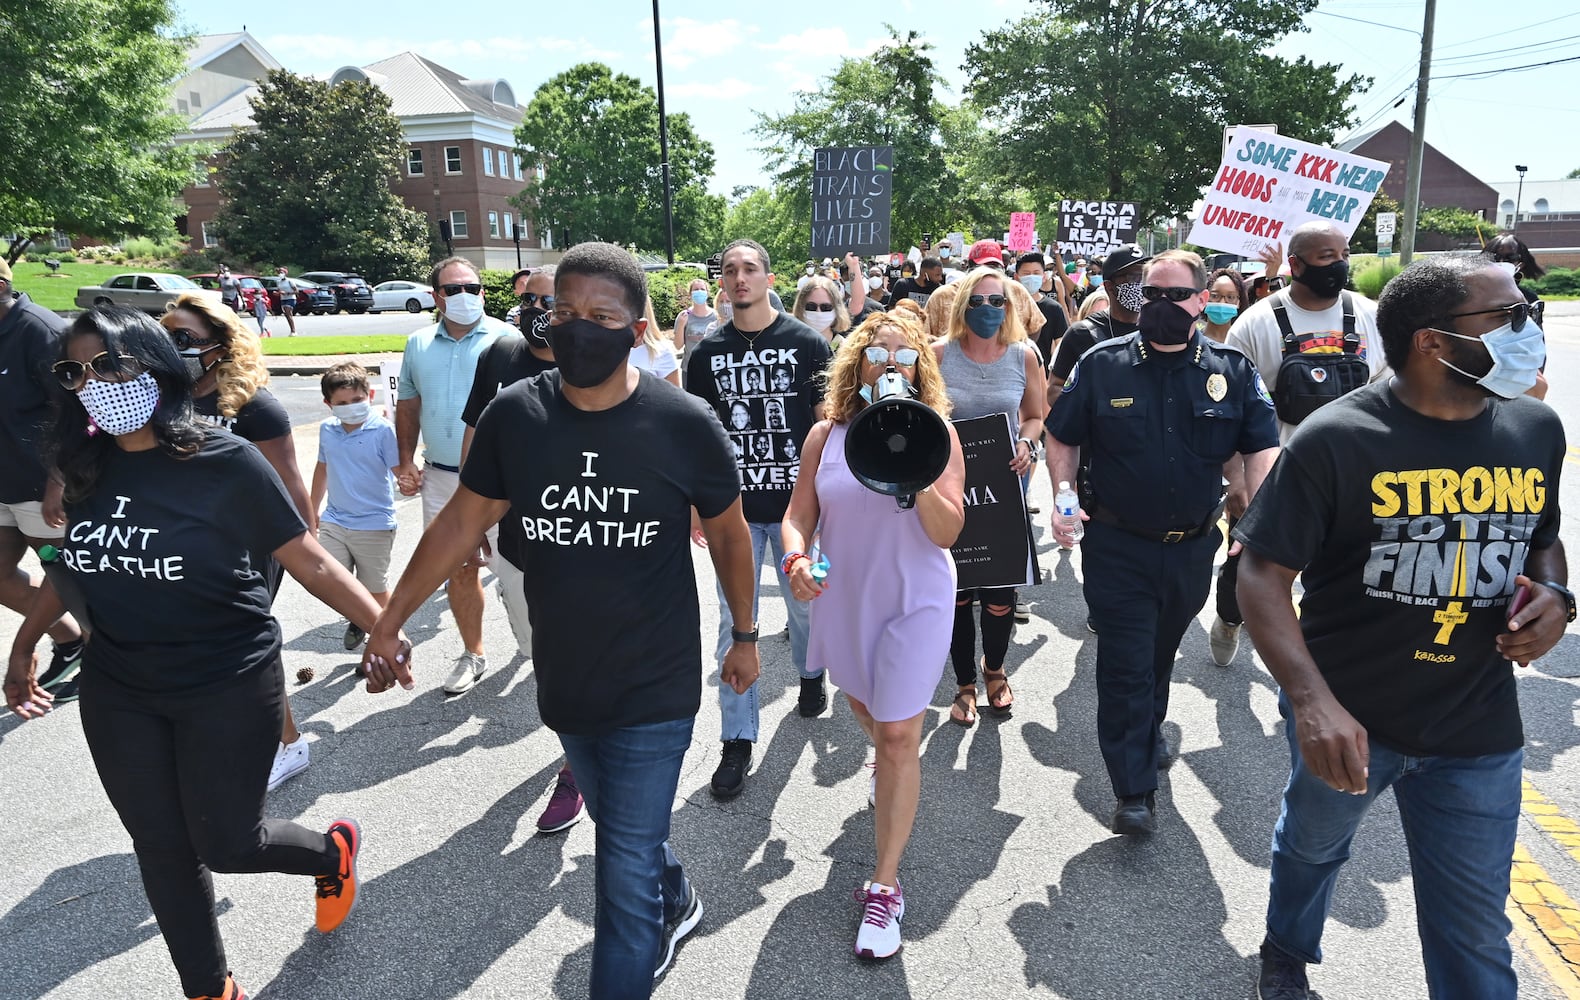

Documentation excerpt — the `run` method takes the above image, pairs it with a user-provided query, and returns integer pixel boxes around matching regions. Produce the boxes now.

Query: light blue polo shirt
[318,413,400,530]
[396,315,511,467]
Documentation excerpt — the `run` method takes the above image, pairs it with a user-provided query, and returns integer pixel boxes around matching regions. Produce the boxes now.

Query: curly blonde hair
[946,268,1028,346]
[823,309,952,425]
[167,291,269,418]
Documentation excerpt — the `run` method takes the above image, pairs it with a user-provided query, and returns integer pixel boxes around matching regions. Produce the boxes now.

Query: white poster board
[379,359,401,419]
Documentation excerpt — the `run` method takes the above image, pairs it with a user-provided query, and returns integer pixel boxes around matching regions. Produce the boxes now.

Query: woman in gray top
[930,268,1046,725]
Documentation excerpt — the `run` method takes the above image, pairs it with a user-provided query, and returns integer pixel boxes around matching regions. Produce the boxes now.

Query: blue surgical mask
[1018,274,1044,294]
[1203,302,1239,325]
[691,289,708,306]
[1089,274,1103,288]
[1435,320,1546,399]
[965,305,1005,339]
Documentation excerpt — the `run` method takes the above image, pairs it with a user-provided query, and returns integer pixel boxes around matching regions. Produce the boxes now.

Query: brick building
[1337,121,1499,250]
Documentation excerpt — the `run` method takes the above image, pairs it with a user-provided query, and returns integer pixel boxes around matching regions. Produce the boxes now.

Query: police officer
[1046,249,1280,835]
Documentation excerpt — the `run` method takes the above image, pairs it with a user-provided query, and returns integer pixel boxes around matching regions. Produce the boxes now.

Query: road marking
[1566,445,1580,465]
[1511,779,1580,995]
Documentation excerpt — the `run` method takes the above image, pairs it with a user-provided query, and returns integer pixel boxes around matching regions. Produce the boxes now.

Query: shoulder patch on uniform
[1062,361,1080,393]
[1254,371,1274,407]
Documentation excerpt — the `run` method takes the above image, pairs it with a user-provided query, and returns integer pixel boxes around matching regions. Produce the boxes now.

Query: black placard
[950,414,1036,591]
[810,146,893,256]
[1055,200,1140,258]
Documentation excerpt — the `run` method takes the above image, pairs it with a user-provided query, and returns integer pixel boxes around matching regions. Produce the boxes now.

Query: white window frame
[52,231,72,249]
[201,222,218,248]
[449,210,468,239]
[407,147,424,177]
[488,211,499,238]
[503,213,514,240]
[445,146,462,174]
[483,147,495,176]
[514,155,524,180]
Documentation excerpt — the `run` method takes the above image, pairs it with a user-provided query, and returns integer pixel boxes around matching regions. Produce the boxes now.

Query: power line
[1435,52,1580,80]
[1312,10,1418,34]
[1435,10,1580,50]
[1435,34,1580,66]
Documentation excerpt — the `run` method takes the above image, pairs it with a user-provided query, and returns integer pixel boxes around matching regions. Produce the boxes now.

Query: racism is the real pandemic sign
[1190,131,1390,256]
[1056,201,1138,257]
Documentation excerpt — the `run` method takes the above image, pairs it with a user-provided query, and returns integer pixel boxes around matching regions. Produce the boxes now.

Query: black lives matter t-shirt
[683,314,831,524]
[462,371,740,734]
[61,431,306,693]
[1235,382,1565,756]
[192,385,292,442]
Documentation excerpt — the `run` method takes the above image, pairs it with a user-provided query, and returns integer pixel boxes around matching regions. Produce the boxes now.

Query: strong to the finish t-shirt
[683,314,831,524]
[60,431,306,693]
[1234,381,1565,757]
[461,371,741,734]
[192,385,292,442]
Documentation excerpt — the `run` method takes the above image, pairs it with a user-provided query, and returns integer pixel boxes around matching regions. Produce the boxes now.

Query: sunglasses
[518,292,554,308]
[967,294,1007,308]
[53,352,148,391]
[1140,285,1203,302]
[165,327,219,351]
[864,346,920,366]
[803,301,835,312]
[440,282,483,296]
[1445,301,1535,333]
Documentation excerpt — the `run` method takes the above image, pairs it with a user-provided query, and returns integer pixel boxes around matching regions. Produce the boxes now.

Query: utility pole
[652,0,676,265]
[1399,0,1435,266]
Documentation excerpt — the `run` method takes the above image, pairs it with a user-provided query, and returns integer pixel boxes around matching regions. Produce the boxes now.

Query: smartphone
[1508,584,1532,621]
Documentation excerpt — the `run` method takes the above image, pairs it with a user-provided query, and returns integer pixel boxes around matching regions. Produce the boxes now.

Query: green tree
[1566,167,1580,179]
[212,71,430,281]
[0,0,194,262]
[965,1,1368,223]
[514,63,722,257]
[721,186,802,273]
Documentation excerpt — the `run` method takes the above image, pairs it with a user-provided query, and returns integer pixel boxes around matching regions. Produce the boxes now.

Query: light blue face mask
[1203,302,1238,325]
[1433,319,1546,399]
[1018,274,1044,294]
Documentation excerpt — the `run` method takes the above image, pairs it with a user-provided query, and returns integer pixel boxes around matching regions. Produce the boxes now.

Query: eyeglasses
[1444,301,1535,333]
[803,301,835,312]
[1140,285,1203,302]
[966,294,1007,308]
[863,346,920,366]
[52,352,148,391]
[165,327,219,351]
[518,292,554,308]
[440,282,483,296]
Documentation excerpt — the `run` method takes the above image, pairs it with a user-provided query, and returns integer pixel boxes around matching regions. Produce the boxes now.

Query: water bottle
[809,541,830,584]
[1055,481,1084,547]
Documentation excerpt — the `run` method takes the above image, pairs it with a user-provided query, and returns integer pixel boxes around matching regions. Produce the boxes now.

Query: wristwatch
[1541,581,1577,623]
[730,625,760,643]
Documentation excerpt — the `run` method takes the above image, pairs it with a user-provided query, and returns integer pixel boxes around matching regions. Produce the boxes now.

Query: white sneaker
[1209,616,1241,667]
[1014,601,1031,623]
[442,651,487,695]
[854,881,904,959]
[268,737,310,791]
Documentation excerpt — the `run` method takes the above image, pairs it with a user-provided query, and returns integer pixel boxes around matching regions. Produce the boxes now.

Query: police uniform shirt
[1047,332,1279,531]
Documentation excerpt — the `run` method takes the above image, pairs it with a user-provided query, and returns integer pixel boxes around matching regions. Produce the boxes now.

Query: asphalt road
[2,306,1579,999]
[254,309,437,340]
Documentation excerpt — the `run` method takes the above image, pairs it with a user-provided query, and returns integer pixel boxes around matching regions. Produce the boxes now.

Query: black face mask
[1137,299,1197,346]
[1292,256,1349,298]
[520,306,551,349]
[548,317,635,388]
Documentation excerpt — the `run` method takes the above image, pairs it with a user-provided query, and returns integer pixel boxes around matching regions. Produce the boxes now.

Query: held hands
[1499,574,1566,668]
[787,557,826,602]
[1293,695,1370,795]
[394,462,423,497]
[5,647,52,720]
[361,621,415,693]
[1049,506,1090,549]
[720,641,761,695]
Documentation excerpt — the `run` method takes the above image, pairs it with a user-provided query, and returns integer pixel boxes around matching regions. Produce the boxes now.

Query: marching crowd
[0,225,1569,1000]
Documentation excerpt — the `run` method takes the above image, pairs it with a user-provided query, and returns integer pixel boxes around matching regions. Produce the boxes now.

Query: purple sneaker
[536,766,584,834]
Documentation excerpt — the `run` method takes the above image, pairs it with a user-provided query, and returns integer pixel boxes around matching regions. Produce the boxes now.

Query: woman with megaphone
[780,305,965,960]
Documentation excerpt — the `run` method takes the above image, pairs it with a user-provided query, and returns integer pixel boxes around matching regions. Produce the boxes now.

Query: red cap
[967,240,1005,266]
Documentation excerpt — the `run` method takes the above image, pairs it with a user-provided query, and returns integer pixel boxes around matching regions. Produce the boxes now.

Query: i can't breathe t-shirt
[462,370,741,735]
[60,431,307,693]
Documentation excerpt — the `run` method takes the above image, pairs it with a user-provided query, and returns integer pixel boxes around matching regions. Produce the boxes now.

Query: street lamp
[1514,165,1527,232]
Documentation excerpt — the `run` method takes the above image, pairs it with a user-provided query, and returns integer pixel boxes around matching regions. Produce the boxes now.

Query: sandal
[983,664,1014,715]
[949,686,977,727]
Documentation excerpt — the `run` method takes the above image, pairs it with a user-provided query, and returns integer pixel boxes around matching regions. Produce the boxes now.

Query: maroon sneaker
[536,766,584,834]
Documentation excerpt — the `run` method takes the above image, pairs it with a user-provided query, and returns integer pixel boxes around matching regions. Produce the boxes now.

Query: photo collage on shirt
[713,360,802,471]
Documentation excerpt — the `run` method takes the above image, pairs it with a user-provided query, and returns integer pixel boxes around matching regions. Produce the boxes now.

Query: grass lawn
[10,262,142,311]
[260,335,409,356]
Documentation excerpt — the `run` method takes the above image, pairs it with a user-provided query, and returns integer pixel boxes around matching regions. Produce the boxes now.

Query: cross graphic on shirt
[1432,601,1469,645]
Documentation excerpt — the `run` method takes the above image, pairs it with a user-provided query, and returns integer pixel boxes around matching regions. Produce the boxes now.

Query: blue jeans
[714,521,813,743]
[1265,693,1521,999]
[558,717,694,1000]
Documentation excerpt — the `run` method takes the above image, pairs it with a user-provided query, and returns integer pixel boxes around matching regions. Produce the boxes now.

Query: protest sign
[379,359,401,420]
[1190,131,1390,257]
[950,414,1036,591]
[946,232,965,259]
[1007,213,1037,252]
[1056,201,1139,258]
[811,145,893,256]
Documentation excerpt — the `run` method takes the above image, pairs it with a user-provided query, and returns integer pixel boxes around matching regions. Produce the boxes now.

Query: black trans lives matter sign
[811,146,893,256]
[1056,200,1139,257]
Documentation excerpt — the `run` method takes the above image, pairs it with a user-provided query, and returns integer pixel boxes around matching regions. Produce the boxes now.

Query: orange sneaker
[189,973,247,999]
[314,818,361,933]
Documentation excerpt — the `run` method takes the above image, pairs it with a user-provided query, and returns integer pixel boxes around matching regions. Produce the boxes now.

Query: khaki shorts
[0,500,64,540]
[318,521,396,593]
[422,464,496,567]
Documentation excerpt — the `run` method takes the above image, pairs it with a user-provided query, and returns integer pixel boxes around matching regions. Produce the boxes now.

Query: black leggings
[78,661,339,998]
[950,586,1017,686]
[1216,515,1243,626]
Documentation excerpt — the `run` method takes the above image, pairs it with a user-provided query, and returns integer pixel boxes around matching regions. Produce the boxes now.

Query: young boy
[311,362,400,650]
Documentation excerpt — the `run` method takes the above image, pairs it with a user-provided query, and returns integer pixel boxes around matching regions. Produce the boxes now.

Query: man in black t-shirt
[368,242,760,997]
[885,256,944,311]
[1013,251,1070,363]
[685,238,833,800]
[1235,256,1568,1000]
[1046,243,1149,392]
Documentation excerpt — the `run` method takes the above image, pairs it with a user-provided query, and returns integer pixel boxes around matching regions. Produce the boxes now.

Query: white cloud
[659,17,756,71]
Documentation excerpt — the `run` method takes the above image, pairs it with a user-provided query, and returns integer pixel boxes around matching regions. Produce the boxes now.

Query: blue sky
[176,0,1579,202]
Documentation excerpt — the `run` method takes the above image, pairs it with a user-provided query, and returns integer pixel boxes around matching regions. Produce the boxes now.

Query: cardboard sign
[810,145,893,256]
[950,414,1037,591]
[1007,213,1037,252]
[1056,201,1139,258]
[1191,132,1390,257]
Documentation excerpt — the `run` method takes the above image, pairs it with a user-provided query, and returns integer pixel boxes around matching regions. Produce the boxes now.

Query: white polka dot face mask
[77,371,161,436]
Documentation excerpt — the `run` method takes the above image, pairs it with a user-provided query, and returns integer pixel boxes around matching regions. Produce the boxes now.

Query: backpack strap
[1340,291,1359,353]
[1270,290,1300,355]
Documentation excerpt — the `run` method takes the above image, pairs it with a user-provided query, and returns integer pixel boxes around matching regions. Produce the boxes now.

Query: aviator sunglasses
[53,352,148,391]
[1140,285,1204,302]
[864,346,920,366]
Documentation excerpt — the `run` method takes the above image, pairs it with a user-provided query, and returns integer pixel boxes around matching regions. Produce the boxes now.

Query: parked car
[259,275,336,315]
[74,273,220,315]
[369,280,436,314]
[190,273,266,314]
[297,271,374,314]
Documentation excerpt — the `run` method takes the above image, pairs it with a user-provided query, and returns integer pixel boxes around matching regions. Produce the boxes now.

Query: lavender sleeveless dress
[806,422,957,721]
